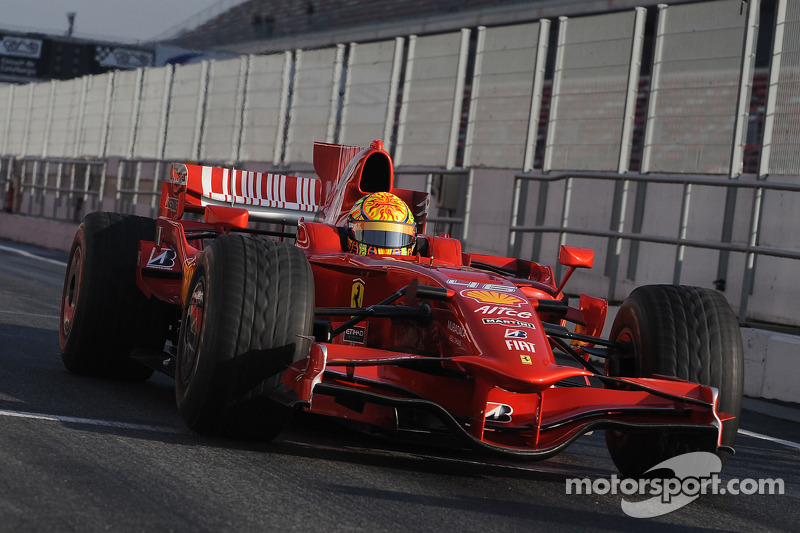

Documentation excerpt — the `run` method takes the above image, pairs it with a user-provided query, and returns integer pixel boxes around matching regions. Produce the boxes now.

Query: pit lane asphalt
[1,239,798,532]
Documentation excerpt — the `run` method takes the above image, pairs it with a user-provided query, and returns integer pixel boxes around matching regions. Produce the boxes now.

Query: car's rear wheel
[175,235,314,440]
[60,212,172,380]
[604,284,743,477]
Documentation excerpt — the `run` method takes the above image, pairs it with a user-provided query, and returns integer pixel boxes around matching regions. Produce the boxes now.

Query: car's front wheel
[604,284,744,477]
[175,235,314,440]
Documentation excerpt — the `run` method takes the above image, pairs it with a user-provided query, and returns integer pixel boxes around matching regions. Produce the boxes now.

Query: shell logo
[461,289,524,307]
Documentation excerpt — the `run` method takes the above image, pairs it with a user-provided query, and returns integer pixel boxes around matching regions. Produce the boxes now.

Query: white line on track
[0,408,183,434]
[0,244,67,267]
[739,429,800,451]
[0,310,59,319]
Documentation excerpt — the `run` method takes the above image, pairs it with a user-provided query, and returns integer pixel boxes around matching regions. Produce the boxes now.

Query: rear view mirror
[556,245,594,293]
[558,245,594,269]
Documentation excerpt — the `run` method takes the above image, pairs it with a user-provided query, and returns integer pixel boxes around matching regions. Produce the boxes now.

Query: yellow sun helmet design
[346,192,416,256]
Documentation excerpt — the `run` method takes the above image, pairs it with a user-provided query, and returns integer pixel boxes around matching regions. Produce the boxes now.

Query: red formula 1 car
[59,140,743,476]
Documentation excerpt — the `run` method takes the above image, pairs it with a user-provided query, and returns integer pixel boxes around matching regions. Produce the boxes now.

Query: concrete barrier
[0,212,78,253]
[742,328,800,404]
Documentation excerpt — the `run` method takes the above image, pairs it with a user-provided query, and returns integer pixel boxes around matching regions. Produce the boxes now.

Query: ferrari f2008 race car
[59,140,743,477]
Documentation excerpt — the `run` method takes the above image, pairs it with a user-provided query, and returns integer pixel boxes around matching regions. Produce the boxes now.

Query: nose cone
[444,278,564,385]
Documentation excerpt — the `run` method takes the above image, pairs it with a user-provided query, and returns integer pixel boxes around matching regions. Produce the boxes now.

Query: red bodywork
[137,140,729,458]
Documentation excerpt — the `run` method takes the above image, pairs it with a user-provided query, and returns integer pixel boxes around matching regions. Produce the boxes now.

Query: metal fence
[9,156,106,221]
[508,170,800,322]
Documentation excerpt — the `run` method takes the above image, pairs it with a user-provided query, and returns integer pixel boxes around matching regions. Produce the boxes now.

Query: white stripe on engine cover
[201,166,213,198]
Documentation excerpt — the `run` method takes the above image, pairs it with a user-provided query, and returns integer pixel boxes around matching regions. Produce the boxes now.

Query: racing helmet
[346,192,416,256]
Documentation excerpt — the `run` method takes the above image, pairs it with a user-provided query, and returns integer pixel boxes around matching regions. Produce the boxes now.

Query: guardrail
[5,156,106,221]
[508,170,800,322]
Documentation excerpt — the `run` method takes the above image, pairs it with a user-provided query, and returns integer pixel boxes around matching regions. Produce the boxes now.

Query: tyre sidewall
[59,221,90,370]
[175,254,223,430]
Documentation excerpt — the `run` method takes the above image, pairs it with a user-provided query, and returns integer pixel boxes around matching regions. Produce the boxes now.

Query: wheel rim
[179,279,205,387]
[61,245,83,341]
[614,328,633,354]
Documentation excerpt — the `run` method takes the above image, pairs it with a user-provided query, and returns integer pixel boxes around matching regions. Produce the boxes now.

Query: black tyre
[60,212,172,380]
[175,235,314,440]
[605,285,744,477]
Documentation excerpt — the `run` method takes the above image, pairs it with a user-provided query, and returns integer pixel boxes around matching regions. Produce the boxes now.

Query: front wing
[280,343,728,459]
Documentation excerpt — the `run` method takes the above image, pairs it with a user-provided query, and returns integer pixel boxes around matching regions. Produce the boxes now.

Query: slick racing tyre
[175,235,314,440]
[60,212,172,380]
[604,285,744,477]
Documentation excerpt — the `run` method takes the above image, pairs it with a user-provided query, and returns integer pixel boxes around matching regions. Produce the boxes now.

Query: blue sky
[0,0,243,42]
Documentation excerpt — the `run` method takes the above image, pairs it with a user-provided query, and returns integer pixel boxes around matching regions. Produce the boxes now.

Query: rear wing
[159,140,430,233]
[160,163,322,225]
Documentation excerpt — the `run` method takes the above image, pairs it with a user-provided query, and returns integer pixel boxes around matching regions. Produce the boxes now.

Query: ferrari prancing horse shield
[351,278,365,308]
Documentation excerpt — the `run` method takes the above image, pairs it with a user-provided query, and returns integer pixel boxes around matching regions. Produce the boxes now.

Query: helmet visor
[349,220,415,249]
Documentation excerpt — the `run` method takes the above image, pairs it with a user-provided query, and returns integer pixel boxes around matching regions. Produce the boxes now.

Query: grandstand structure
[164,0,689,54]
[1,0,800,336]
